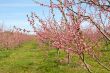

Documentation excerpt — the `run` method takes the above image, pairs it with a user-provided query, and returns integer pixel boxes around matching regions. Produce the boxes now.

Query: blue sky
[0,0,50,31]
[0,0,90,32]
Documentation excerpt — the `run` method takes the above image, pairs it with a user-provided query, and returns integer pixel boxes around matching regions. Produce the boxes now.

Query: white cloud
[0,20,3,24]
[0,20,2,23]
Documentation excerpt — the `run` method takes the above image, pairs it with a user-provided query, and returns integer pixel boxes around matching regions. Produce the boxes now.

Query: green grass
[0,40,110,73]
